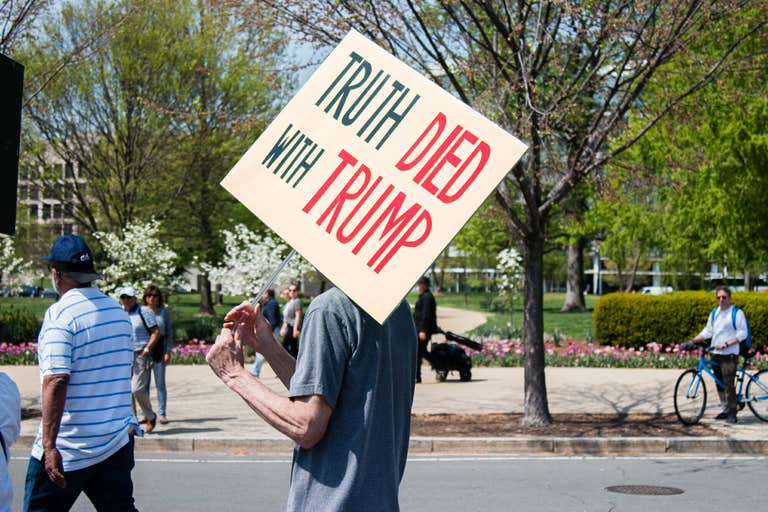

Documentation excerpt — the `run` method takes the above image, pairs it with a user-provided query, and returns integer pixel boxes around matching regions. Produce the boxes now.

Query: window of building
[65,161,75,178]
[42,204,51,221]
[53,203,62,219]
[29,205,38,220]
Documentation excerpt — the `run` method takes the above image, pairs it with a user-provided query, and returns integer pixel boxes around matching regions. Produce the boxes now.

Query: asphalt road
[8,449,766,511]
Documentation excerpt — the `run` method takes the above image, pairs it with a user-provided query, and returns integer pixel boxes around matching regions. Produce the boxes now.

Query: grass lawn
[2,291,598,343]
[405,291,597,340]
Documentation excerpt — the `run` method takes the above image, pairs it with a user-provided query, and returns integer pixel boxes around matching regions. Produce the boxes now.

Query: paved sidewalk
[5,306,767,456]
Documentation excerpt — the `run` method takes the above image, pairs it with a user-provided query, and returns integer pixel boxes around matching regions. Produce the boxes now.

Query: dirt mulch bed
[410,413,719,437]
[21,408,41,420]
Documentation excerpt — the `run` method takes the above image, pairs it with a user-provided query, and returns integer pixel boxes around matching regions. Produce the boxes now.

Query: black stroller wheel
[459,369,472,382]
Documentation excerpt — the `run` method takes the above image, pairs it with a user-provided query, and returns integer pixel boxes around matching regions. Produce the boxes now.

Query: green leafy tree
[606,8,768,290]
[21,0,189,233]
[260,0,766,425]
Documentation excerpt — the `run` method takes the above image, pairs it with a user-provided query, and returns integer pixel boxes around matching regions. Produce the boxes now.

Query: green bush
[594,291,768,350]
[174,315,223,342]
[0,305,42,343]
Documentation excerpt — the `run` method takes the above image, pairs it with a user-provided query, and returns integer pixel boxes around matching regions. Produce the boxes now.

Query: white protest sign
[222,29,528,323]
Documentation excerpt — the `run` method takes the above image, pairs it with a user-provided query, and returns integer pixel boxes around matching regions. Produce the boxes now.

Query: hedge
[594,291,768,350]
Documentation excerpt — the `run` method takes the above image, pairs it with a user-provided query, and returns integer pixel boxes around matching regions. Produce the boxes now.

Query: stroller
[424,329,483,382]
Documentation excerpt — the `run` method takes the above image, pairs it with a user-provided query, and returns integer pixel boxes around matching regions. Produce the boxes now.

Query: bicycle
[673,345,768,425]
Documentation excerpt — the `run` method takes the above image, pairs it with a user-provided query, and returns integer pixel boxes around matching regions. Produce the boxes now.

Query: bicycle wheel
[674,369,707,425]
[745,369,768,422]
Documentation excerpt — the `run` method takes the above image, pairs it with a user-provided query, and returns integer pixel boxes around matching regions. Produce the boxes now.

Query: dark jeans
[24,436,137,512]
[417,336,430,381]
[713,354,739,416]
[282,329,299,358]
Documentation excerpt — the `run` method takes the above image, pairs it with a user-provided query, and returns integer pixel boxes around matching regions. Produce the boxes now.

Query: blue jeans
[145,361,168,416]
[24,436,137,511]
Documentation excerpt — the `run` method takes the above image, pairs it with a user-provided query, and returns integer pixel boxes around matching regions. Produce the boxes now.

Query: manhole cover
[605,485,684,496]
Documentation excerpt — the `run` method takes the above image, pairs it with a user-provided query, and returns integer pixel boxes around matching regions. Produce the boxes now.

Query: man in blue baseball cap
[41,234,101,287]
[25,234,139,511]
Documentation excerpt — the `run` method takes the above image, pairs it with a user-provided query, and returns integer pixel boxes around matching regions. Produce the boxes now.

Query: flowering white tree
[496,247,524,324]
[0,236,32,289]
[94,219,182,297]
[205,224,312,297]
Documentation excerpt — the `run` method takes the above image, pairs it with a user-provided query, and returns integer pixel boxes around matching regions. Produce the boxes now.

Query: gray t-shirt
[286,288,417,512]
[284,297,302,327]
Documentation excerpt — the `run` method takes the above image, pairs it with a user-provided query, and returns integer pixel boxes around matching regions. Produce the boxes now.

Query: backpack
[710,305,752,355]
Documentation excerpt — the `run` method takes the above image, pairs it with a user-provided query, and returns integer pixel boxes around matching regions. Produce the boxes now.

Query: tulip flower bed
[0,340,214,366]
[469,339,768,370]
[0,342,38,365]
[4,338,767,370]
[168,339,211,365]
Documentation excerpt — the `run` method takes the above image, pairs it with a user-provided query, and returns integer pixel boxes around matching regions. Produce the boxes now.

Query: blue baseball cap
[42,234,101,283]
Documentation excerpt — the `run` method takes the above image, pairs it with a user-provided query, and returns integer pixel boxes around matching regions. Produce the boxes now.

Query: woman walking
[143,285,173,424]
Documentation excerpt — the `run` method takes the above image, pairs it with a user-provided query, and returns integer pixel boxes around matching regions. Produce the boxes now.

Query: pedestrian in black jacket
[413,276,437,383]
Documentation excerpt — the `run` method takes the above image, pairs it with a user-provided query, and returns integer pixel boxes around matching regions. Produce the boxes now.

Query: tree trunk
[214,283,224,306]
[561,239,586,312]
[197,274,215,316]
[624,252,641,292]
[744,270,752,291]
[521,232,552,426]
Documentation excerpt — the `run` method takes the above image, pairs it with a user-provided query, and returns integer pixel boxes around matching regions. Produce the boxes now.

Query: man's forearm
[224,367,328,448]
[41,374,69,450]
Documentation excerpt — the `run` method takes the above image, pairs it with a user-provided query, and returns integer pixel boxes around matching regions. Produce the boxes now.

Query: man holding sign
[206,286,416,511]
[209,27,526,511]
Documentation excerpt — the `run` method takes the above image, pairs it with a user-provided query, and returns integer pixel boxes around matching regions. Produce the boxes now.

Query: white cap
[118,286,137,298]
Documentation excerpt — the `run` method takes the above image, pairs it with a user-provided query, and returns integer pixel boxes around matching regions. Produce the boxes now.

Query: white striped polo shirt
[32,286,138,471]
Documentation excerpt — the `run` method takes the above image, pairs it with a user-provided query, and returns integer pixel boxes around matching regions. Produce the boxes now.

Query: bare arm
[293,309,302,338]
[206,327,331,449]
[41,373,69,487]
[143,326,160,353]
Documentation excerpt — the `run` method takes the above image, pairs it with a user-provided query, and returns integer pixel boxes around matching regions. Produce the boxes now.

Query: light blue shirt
[127,305,157,351]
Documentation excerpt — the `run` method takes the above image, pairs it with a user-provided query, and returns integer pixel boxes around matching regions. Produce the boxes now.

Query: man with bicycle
[688,286,748,424]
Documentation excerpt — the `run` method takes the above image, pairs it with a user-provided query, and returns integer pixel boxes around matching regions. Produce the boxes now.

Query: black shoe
[725,415,737,424]
[145,414,157,433]
[715,412,728,420]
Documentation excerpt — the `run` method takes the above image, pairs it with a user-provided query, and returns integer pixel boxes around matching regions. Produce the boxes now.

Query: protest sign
[222,29,527,323]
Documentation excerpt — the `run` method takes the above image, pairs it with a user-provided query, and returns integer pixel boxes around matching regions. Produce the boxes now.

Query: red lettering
[369,209,431,273]
[316,163,372,234]
[395,112,446,172]
[337,179,394,244]
[413,124,462,187]
[421,129,475,194]
[302,151,433,274]
[352,191,418,255]
[302,149,358,213]
[437,141,490,203]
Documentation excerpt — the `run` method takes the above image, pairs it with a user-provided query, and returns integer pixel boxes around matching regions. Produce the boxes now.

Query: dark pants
[713,354,739,416]
[24,436,137,512]
[416,336,430,382]
[282,328,299,358]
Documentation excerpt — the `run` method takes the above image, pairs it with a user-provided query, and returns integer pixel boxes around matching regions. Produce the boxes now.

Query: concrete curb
[17,435,768,457]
